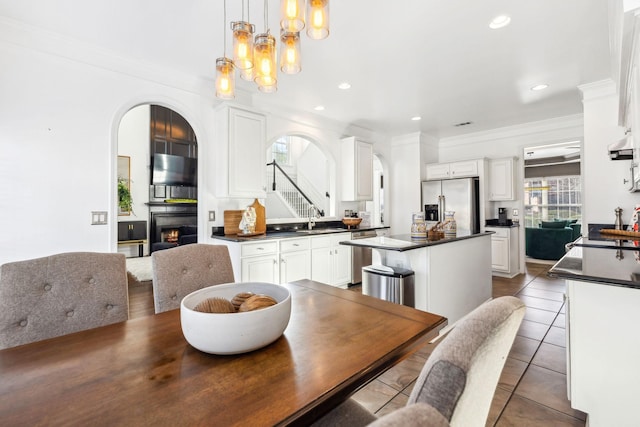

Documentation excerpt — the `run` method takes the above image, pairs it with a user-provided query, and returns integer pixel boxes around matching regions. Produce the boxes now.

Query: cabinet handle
[281,259,285,264]
[257,247,264,251]
[293,243,299,247]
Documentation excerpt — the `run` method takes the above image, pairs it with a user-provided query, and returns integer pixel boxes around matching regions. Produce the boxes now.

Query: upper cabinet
[341,137,373,201]
[214,105,267,198]
[488,157,516,201]
[425,160,479,180]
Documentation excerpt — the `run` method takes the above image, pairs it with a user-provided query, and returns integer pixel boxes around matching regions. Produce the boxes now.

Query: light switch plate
[208,210,216,221]
[91,211,108,225]
[512,209,519,216]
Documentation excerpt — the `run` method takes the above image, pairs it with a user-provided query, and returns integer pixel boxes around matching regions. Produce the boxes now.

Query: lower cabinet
[279,238,311,283]
[240,241,279,283]
[565,279,640,426]
[310,233,352,288]
[219,233,349,285]
[486,226,519,277]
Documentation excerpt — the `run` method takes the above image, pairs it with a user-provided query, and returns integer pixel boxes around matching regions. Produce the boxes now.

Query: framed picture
[117,155,132,216]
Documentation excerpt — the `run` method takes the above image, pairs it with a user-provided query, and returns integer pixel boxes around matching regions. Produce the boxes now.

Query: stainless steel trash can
[362,265,415,307]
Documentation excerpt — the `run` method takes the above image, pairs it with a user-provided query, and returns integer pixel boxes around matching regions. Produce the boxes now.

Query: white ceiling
[0,0,612,138]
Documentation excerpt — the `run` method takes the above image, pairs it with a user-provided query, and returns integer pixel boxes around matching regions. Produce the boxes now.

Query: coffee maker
[498,207,508,225]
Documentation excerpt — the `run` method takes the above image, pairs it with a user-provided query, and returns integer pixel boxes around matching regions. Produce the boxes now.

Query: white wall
[580,80,636,226]
[117,104,150,257]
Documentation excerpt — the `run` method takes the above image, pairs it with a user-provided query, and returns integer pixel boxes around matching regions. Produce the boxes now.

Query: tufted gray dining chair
[313,296,526,427]
[151,244,235,313]
[0,252,129,350]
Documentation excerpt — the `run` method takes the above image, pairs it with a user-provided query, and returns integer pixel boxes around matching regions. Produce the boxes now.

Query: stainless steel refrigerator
[421,177,480,235]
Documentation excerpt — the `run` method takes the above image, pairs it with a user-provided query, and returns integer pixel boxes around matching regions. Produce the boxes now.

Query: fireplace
[150,212,198,253]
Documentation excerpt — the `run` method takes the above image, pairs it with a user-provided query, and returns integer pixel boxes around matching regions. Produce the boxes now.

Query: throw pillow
[541,220,567,229]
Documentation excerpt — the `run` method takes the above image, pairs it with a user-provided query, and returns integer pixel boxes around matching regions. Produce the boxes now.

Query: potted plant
[118,178,133,214]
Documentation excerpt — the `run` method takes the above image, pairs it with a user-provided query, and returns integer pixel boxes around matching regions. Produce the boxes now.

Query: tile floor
[127,262,586,426]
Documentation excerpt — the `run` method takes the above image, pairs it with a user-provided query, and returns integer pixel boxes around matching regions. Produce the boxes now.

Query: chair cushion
[541,220,567,228]
[368,403,449,427]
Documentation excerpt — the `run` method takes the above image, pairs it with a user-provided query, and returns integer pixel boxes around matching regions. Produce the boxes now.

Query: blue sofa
[525,220,581,261]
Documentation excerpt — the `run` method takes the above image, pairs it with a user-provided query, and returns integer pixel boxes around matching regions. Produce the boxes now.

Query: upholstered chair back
[402,295,525,426]
[151,244,235,313]
[0,252,129,350]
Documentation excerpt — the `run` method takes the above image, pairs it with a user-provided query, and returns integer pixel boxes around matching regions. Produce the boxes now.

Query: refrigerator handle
[439,194,445,221]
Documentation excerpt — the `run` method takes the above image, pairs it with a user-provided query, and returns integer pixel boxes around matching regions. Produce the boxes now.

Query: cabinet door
[215,106,267,198]
[425,163,450,180]
[332,244,352,286]
[489,158,515,200]
[490,236,509,271]
[341,137,373,201]
[280,250,311,283]
[241,255,278,283]
[130,221,147,240]
[311,247,332,285]
[450,160,478,178]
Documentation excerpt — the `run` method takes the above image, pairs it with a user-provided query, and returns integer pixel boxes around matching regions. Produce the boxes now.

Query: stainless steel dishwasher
[350,229,378,284]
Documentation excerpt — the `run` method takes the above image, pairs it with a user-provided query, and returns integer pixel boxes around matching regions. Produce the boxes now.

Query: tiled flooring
[127,262,586,425]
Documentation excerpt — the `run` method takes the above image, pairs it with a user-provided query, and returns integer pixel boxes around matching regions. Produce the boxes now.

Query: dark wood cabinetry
[150,106,197,157]
[118,221,147,257]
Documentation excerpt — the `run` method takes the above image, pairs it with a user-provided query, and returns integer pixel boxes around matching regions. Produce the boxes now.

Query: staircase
[266,161,325,218]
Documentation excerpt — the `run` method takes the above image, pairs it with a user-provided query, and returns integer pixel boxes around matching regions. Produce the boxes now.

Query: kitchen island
[548,237,640,427]
[340,232,493,332]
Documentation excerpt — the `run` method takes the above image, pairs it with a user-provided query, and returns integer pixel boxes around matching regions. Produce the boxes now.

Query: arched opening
[116,104,198,259]
[265,134,334,221]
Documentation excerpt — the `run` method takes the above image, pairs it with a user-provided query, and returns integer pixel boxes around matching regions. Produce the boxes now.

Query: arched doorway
[117,104,198,258]
[265,134,333,221]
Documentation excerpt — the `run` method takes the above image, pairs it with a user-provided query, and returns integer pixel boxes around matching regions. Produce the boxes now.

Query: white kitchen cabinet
[279,237,310,283]
[485,226,519,277]
[341,137,373,201]
[240,241,278,283]
[565,278,640,426]
[488,157,516,201]
[215,105,267,198]
[425,160,479,181]
[311,233,352,288]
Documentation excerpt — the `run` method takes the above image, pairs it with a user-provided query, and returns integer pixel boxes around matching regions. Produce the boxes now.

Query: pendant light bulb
[231,21,255,70]
[280,0,305,31]
[280,31,301,74]
[215,57,235,99]
[254,32,277,92]
[306,0,329,40]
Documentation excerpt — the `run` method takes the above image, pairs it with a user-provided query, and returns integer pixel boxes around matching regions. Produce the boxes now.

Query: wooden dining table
[0,279,446,426]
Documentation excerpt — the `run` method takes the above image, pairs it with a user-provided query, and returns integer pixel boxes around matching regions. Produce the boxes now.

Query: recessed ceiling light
[531,84,549,91]
[338,82,351,90]
[314,105,325,111]
[411,116,422,121]
[489,15,511,29]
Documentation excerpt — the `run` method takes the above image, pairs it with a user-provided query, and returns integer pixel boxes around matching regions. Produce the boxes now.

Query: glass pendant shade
[254,33,277,92]
[306,0,329,40]
[231,21,255,70]
[280,31,301,74]
[280,0,305,32]
[240,66,254,81]
[215,57,235,99]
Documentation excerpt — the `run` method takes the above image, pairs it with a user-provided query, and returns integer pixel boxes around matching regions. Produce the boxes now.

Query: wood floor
[127,262,585,425]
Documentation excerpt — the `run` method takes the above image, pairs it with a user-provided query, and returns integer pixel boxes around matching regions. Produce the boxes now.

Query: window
[271,137,290,165]
[524,176,581,227]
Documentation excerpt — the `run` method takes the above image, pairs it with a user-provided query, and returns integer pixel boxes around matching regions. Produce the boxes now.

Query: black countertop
[548,237,640,290]
[212,226,389,243]
[338,232,493,252]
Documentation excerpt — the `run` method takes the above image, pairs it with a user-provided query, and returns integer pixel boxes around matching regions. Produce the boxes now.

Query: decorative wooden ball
[194,297,236,313]
[231,292,255,312]
[239,294,278,312]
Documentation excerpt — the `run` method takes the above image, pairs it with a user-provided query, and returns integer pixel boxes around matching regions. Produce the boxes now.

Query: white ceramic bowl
[180,282,291,355]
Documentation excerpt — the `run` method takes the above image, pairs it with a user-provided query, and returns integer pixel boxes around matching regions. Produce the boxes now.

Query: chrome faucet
[308,205,317,230]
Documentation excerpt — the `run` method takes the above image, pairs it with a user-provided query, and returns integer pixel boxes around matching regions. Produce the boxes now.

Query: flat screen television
[152,153,197,187]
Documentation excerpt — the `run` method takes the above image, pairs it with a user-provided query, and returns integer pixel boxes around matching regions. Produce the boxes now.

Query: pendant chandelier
[215,0,330,99]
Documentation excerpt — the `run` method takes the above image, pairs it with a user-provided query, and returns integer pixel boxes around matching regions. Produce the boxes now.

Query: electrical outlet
[91,211,108,225]
[208,210,216,221]
[512,209,519,216]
